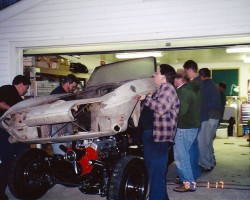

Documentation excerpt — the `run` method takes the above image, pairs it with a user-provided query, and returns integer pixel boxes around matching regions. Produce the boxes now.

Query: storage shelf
[36,67,90,79]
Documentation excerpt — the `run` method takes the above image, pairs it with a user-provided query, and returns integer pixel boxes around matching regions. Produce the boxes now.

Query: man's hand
[137,94,146,101]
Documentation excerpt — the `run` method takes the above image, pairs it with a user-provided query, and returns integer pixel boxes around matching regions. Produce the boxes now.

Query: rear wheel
[8,148,51,200]
[108,156,148,200]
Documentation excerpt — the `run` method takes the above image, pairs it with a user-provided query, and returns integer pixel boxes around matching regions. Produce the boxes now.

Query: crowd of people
[137,60,225,200]
[0,60,225,200]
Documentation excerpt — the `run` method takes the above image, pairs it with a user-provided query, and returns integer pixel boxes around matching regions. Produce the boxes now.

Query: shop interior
[22,45,250,141]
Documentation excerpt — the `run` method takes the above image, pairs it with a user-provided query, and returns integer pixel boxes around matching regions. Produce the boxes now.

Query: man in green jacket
[173,70,201,192]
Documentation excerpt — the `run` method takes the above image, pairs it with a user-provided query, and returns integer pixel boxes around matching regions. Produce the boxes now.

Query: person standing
[50,74,79,155]
[138,64,180,200]
[217,82,227,123]
[0,75,31,200]
[173,71,200,192]
[198,68,222,171]
[182,60,202,180]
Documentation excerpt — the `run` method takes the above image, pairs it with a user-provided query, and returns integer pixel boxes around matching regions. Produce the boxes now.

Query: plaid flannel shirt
[144,82,180,142]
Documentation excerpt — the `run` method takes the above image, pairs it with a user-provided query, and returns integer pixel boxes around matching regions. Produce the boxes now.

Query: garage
[1,1,250,199]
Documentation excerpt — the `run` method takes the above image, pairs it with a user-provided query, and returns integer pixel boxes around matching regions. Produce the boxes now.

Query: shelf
[36,67,90,79]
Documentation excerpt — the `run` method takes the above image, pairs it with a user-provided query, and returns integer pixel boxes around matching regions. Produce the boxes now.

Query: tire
[108,156,148,200]
[8,148,51,200]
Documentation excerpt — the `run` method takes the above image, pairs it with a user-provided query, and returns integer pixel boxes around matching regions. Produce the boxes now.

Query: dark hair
[183,60,198,72]
[218,82,227,90]
[175,71,189,82]
[159,64,176,85]
[63,74,79,84]
[199,68,211,78]
[12,75,31,85]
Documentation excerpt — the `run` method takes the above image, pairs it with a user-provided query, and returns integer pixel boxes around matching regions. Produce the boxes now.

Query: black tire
[108,156,148,200]
[8,148,51,200]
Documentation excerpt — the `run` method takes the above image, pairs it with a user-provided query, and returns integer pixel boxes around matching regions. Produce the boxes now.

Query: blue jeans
[174,128,198,184]
[143,130,170,200]
[51,124,71,154]
[189,136,201,180]
[198,119,219,169]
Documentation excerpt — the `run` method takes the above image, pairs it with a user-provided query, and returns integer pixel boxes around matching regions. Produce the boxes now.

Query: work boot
[173,181,196,192]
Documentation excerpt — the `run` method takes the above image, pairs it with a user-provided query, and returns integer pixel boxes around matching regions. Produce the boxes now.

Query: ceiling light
[116,52,162,59]
[226,46,250,53]
[243,56,250,63]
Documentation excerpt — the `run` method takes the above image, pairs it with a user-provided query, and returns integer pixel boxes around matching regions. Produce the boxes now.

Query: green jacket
[176,82,201,128]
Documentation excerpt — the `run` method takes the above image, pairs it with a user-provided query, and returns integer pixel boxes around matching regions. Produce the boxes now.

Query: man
[182,60,202,180]
[173,70,200,192]
[50,74,79,154]
[198,68,221,171]
[51,74,79,95]
[138,64,180,200]
[217,82,227,123]
[0,75,31,200]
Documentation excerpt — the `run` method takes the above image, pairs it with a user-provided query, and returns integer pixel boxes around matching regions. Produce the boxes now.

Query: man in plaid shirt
[139,64,180,200]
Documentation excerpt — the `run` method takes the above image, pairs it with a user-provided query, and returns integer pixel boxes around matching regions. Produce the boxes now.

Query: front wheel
[8,148,51,200]
[108,156,148,200]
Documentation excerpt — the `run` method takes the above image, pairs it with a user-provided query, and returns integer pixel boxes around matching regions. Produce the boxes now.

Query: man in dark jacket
[198,68,221,171]
[0,75,31,200]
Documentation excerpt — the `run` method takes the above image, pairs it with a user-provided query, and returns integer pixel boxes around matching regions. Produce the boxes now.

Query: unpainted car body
[1,57,156,144]
[0,57,157,200]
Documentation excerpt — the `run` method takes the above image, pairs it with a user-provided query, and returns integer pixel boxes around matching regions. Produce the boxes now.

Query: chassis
[8,132,149,200]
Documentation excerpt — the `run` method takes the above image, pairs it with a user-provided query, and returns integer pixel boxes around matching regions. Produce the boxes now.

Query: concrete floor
[6,137,250,200]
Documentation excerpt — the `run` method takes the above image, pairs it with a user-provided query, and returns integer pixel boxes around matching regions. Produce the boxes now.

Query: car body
[0,57,157,200]
[1,57,156,144]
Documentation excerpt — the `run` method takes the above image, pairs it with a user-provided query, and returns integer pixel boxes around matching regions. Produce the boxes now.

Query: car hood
[85,57,156,88]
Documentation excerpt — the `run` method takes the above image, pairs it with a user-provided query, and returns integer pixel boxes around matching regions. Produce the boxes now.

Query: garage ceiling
[23,36,250,65]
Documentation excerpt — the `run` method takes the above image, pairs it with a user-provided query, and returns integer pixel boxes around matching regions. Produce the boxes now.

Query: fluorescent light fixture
[244,56,250,63]
[226,46,250,53]
[116,52,162,59]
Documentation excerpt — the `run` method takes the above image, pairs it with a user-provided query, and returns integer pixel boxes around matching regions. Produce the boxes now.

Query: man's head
[62,74,79,93]
[174,70,189,88]
[183,60,198,80]
[199,68,211,80]
[12,75,31,96]
[218,82,227,91]
[153,64,176,86]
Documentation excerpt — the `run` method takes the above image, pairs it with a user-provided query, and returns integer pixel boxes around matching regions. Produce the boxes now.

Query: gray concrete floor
[6,137,250,200]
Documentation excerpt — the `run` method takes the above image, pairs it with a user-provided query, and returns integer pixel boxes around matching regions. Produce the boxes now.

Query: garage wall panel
[0,0,250,84]
[0,0,250,41]
[0,41,10,86]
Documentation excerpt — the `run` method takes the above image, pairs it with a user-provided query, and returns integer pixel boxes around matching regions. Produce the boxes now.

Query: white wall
[0,0,250,85]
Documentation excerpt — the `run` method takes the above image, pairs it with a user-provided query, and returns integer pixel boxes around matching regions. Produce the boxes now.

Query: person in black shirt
[0,75,31,200]
[51,74,79,94]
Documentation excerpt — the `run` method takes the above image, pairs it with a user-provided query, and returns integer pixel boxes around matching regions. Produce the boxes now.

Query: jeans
[0,128,29,194]
[174,128,198,184]
[143,130,170,200]
[51,124,72,155]
[198,119,219,169]
[190,136,201,180]
[51,142,69,155]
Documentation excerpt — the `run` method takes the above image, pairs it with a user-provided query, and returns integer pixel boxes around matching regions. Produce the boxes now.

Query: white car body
[0,57,156,144]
